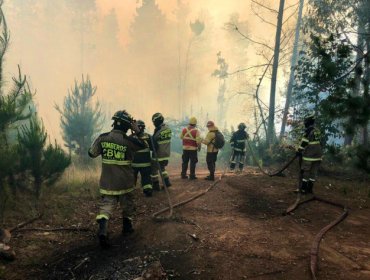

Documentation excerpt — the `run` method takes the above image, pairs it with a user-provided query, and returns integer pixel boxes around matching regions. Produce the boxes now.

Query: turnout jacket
[202,126,219,153]
[132,132,152,168]
[180,125,201,150]
[152,124,172,161]
[89,129,146,195]
[230,130,249,152]
[298,125,323,161]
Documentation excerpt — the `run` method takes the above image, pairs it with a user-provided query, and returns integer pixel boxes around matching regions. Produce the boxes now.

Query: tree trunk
[279,0,304,140]
[363,36,370,147]
[267,0,285,146]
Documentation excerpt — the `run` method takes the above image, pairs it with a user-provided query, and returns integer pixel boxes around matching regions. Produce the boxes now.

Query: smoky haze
[3,0,297,142]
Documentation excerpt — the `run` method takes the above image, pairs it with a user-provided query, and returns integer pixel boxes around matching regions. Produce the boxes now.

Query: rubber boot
[189,174,198,180]
[97,218,109,248]
[307,181,314,194]
[205,174,215,181]
[122,217,134,235]
[239,163,244,173]
[229,162,236,171]
[143,188,153,197]
[181,174,188,179]
[300,181,308,194]
[152,181,161,191]
[164,177,172,187]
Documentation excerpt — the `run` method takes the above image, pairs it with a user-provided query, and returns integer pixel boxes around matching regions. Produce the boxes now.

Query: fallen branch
[10,213,43,233]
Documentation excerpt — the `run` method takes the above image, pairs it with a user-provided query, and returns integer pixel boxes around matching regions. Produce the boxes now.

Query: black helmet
[137,120,145,129]
[238,122,246,130]
[152,112,164,127]
[304,112,315,127]
[112,110,133,128]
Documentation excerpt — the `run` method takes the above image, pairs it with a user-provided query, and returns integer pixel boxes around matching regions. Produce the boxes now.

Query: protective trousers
[133,167,152,192]
[230,150,245,171]
[301,160,321,193]
[181,150,198,177]
[151,160,170,189]
[206,152,218,178]
[96,192,135,221]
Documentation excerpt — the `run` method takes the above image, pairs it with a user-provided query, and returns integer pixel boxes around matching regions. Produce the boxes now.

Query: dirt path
[2,168,370,280]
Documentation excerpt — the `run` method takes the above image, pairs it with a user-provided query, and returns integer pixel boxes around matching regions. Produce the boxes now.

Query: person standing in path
[230,122,249,172]
[151,112,172,190]
[202,121,219,181]
[89,110,146,248]
[296,113,323,194]
[180,117,202,180]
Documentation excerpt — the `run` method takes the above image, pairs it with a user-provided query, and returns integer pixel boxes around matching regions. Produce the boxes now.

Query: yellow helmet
[189,116,197,125]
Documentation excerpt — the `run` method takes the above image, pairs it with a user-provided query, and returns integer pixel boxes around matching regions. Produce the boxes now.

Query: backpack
[213,130,225,149]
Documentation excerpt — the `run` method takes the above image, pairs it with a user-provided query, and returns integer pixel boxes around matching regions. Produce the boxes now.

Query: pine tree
[18,116,70,200]
[55,76,103,163]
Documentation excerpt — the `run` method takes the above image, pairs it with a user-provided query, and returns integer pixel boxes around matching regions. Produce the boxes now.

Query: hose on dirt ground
[152,160,229,219]
[285,194,348,280]
[246,139,297,177]
[284,157,349,280]
[247,140,349,279]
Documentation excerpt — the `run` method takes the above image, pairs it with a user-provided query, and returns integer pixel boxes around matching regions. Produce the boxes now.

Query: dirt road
[2,168,370,280]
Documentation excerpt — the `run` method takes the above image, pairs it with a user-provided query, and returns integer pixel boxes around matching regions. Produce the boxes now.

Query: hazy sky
[3,0,298,142]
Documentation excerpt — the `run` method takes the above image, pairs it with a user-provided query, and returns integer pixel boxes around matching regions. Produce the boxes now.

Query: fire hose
[151,158,229,219]
[246,141,349,279]
[246,139,298,177]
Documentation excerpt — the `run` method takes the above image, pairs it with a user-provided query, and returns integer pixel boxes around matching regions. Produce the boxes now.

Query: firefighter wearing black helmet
[230,122,249,172]
[132,120,154,197]
[296,113,323,194]
[151,112,172,190]
[88,110,146,248]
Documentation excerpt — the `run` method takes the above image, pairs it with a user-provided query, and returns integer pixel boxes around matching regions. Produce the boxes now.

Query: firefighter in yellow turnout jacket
[132,120,153,197]
[296,113,323,194]
[89,110,146,247]
[151,113,172,190]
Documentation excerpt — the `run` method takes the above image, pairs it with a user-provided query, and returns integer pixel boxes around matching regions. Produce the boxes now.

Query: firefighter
[151,112,172,190]
[180,116,202,180]
[88,110,146,248]
[202,121,219,181]
[230,122,249,172]
[296,113,323,194]
[132,120,153,197]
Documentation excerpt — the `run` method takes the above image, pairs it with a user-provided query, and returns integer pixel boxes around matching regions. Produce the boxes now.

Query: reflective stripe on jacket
[89,130,146,194]
[180,125,201,150]
[132,132,152,168]
[298,126,323,161]
[230,130,249,152]
[153,124,172,161]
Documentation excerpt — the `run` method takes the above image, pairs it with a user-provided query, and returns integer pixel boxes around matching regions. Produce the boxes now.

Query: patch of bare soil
[1,167,369,280]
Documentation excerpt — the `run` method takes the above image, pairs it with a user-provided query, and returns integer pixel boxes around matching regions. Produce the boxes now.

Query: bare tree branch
[232,24,274,51]
[282,5,299,26]
[251,0,278,13]
[251,4,276,27]
[284,1,299,11]
[228,64,271,75]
